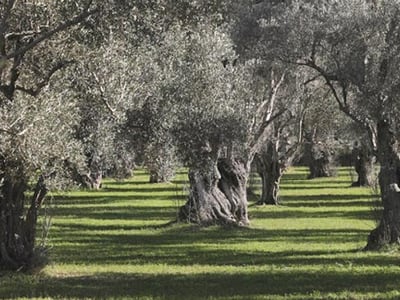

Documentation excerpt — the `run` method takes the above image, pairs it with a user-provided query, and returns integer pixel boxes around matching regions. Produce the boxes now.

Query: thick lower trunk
[255,141,283,205]
[148,169,174,183]
[351,143,374,187]
[259,170,282,205]
[365,120,400,250]
[179,158,249,226]
[145,146,177,184]
[305,142,332,179]
[0,175,47,270]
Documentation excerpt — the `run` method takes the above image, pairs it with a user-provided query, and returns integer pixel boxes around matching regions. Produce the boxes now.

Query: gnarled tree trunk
[351,142,374,187]
[255,141,283,205]
[179,158,249,226]
[0,175,47,270]
[365,120,400,250]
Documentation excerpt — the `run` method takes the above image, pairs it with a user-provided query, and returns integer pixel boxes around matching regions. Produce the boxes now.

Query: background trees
[268,0,400,249]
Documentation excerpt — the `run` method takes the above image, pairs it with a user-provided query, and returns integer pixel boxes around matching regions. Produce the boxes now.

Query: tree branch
[249,108,286,158]
[303,60,378,152]
[6,4,99,59]
[92,71,118,118]
[16,59,75,97]
[5,30,42,40]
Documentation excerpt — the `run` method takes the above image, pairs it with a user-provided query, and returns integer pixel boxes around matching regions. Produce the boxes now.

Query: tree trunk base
[179,159,249,226]
[351,143,374,187]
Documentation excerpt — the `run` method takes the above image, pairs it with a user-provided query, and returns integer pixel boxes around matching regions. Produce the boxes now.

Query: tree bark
[351,142,374,187]
[365,119,400,250]
[179,158,249,226]
[0,174,47,270]
[255,141,283,205]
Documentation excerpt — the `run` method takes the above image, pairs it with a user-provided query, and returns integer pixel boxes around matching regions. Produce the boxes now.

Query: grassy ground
[1,167,400,300]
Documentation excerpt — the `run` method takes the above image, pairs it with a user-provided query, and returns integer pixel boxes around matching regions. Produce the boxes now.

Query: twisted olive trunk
[0,175,47,270]
[366,120,400,250]
[179,158,249,226]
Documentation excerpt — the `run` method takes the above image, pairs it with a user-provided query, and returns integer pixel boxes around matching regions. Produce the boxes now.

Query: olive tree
[160,24,296,225]
[272,0,400,249]
[69,37,143,188]
[254,74,304,205]
[229,1,307,206]
[0,0,100,269]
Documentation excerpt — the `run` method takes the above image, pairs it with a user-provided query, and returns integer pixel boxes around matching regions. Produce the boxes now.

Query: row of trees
[0,0,399,270]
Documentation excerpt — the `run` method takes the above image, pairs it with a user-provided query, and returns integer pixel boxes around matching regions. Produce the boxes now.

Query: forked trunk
[179,158,249,226]
[365,120,400,250]
[0,175,47,270]
[256,141,283,205]
[351,142,374,187]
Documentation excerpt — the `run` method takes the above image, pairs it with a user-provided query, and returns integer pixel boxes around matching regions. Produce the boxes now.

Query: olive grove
[3,0,400,271]
[0,0,99,269]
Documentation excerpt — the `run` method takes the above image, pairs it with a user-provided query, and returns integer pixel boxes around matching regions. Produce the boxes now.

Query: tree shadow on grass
[250,209,377,221]
[47,224,375,266]
[279,194,374,209]
[281,185,356,190]
[52,205,177,220]
[53,193,183,206]
[2,268,400,299]
[102,186,181,193]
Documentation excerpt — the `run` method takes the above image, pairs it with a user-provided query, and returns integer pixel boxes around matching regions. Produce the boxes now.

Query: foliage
[0,83,84,189]
[270,0,400,141]
[69,37,141,182]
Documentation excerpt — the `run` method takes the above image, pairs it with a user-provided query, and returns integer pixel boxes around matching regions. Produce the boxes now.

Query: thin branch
[266,72,285,121]
[5,30,42,40]
[249,108,286,153]
[303,74,322,86]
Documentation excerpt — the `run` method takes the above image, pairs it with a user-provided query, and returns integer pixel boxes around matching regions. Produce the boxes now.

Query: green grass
[1,167,399,300]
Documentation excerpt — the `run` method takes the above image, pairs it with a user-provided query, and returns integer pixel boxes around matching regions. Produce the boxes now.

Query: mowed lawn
[2,167,400,299]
